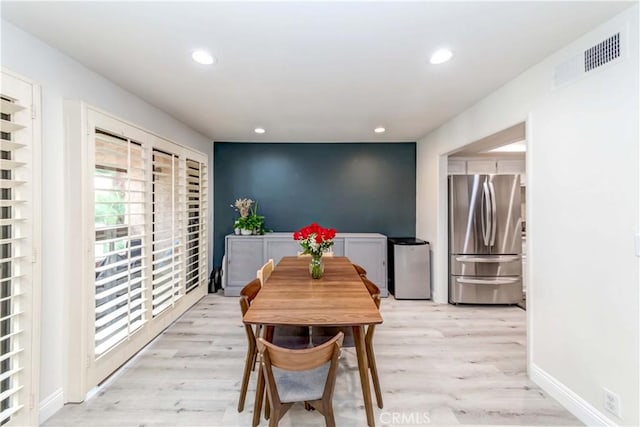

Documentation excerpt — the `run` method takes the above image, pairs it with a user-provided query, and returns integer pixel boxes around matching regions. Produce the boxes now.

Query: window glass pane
[94,131,147,357]
[151,150,182,316]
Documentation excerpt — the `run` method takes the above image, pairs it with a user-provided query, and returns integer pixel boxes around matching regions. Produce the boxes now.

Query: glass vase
[309,255,324,279]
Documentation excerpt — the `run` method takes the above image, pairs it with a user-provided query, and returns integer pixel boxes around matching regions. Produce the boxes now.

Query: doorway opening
[445,122,527,308]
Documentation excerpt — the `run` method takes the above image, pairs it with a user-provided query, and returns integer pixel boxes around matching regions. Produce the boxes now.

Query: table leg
[353,325,375,427]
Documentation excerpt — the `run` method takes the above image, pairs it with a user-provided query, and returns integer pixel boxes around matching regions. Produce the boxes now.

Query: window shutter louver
[71,104,208,397]
[0,72,40,426]
[197,162,208,288]
[185,159,202,293]
[94,130,148,357]
[151,149,185,316]
[76,101,208,394]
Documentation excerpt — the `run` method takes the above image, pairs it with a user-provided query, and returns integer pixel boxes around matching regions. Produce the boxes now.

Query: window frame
[64,102,208,401]
[0,68,42,427]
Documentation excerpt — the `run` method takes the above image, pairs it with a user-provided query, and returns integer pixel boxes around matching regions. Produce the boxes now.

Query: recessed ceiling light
[192,50,215,65]
[374,127,386,133]
[430,48,453,65]
[254,128,266,134]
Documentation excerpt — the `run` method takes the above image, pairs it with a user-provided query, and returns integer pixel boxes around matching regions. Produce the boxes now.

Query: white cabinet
[497,159,526,185]
[225,237,264,293]
[448,159,526,184]
[224,233,387,296]
[447,159,466,175]
[497,159,525,174]
[264,237,300,266]
[332,238,345,256]
[344,237,387,295]
[466,160,497,174]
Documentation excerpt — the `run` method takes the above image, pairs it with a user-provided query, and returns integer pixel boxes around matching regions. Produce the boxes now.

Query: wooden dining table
[243,255,384,427]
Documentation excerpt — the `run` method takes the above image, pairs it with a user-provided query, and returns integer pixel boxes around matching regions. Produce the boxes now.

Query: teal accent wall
[213,142,416,266]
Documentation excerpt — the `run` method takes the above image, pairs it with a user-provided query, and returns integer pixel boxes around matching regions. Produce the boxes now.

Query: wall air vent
[584,33,620,72]
[553,31,623,89]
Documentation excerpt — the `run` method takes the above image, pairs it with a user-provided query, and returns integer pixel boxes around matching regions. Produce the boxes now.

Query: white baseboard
[39,388,64,425]
[530,364,617,427]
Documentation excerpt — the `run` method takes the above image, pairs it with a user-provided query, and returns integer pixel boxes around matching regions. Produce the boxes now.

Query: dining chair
[255,258,274,345]
[257,332,344,427]
[352,263,367,277]
[238,278,310,412]
[311,277,383,409]
[238,279,261,412]
[257,258,274,286]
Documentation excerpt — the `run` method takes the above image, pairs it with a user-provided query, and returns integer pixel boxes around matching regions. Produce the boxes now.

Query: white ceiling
[1,1,633,142]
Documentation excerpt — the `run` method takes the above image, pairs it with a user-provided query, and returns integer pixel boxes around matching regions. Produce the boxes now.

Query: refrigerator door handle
[481,182,491,246]
[489,181,497,247]
[456,277,520,285]
[455,255,520,263]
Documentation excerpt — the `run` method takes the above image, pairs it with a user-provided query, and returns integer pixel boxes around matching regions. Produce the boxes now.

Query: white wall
[417,5,639,426]
[0,20,214,422]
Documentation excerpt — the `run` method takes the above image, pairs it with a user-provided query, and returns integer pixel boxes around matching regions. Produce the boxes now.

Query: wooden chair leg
[252,366,265,427]
[251,347,258,372]
[268,410,278,427]
[265,394,270,419]
[267,403,293,427]
[366,336,383,409]
[322,398,336,427]
[253,325,263,370]
[238,343,255,412]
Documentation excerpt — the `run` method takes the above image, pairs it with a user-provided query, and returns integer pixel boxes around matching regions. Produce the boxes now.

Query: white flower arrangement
[230,198,253,218]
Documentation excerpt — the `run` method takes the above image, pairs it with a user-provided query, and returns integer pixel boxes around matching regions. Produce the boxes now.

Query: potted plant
[231,198,254,235]
[231,198,266,235]
[245,202,266,235]
[233,216,250,235]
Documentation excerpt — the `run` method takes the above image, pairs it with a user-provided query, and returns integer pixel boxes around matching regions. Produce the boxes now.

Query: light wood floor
[44,294,580,426]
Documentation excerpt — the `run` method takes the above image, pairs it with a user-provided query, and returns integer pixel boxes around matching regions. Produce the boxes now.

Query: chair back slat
[258,332,344,371]
[240,278,261,304]
[372,293,381,309]
[257,259,274,286]
[352,263,367,276]
[237,278,262,413]
[239,279,262,343]
[362,277,380,298]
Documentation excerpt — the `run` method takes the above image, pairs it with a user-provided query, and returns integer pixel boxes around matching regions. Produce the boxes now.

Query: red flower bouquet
[293,223,336,279]
[293,223,336,258]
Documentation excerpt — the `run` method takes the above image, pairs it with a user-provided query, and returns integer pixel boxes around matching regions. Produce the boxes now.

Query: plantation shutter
[0,71,39,426]
[199,163,208,289]
[69,103,208,397]
[94,130,148,357]
[185,159,203,293]
[151,149,184,316]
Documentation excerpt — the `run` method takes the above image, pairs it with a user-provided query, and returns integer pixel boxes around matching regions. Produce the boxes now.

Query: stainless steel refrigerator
[448,174,523,304]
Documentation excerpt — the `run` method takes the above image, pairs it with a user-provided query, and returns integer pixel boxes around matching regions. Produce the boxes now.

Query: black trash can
[209,267,223,293]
